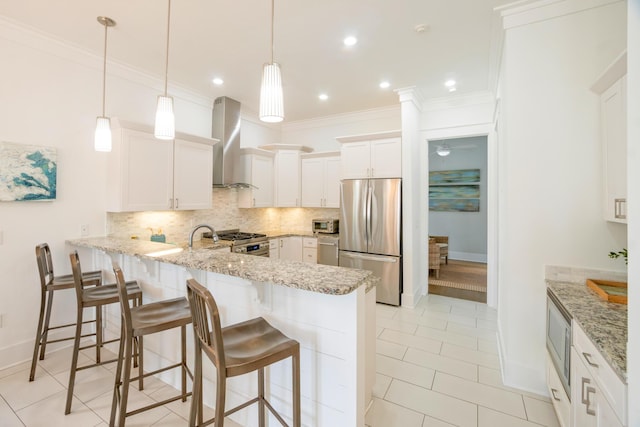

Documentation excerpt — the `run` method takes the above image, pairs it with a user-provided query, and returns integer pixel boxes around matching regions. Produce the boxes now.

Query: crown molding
[422,90,496,112]
[497,0,623,29]
[281,104,400,132]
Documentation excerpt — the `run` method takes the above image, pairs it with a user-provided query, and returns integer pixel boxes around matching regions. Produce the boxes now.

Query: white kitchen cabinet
[260,144,313,208]
[300,152,341,208]
[278,236,303,262]
[546,352,570,427]
[337,131,402,179]
[302,237,317,264]
[269,239,279,259]
[591,52,627,223]
[237,148,274,208]
[107,119,215,212]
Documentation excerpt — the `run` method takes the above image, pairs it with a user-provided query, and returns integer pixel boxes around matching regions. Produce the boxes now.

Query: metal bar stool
[110,263,193,427]
[30,243,102,382]
[65,251,142,415]
[186,278,301,427]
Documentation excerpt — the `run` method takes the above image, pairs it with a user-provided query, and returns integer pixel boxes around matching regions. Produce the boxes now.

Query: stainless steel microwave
[547,289,571,397]
[312,218,339,234]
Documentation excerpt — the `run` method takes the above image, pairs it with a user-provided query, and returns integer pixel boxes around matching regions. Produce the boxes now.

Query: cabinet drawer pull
[581,377,591,405]
[582,352,599,368]
[585,386,596,416]
[175,198,179,209]
[550,388,561,401]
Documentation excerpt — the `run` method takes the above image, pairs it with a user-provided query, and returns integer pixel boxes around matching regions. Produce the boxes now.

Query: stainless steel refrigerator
[339,178,402,305]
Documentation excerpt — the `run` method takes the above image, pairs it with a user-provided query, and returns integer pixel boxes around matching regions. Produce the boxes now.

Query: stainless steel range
[207,229,269,257]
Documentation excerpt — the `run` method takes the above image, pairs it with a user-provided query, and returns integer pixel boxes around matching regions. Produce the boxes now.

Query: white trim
[449,252,488,263]
[422,91,495,112]
[498,0,624,29]
[336,130,402,143]
[282,105,401,132]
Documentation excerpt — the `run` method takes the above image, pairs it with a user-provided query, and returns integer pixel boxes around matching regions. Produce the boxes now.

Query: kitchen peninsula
[67,237,377,427]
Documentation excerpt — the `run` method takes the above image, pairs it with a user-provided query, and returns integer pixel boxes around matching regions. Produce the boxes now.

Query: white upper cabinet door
[370,137,402,178]
[275,150,301,207]
[601,76,627,223]
[340,141,371,179]
[252,154,274,207]
[301,157,324,207]
[324,156,341,207]
[173,139,213,210]
[116,129,173,212]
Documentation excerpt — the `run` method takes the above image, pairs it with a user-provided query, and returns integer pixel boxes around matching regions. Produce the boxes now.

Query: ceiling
[0,0,511,122]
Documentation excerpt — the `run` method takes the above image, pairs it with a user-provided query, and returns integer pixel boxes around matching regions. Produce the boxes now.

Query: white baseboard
[449,251,488,263]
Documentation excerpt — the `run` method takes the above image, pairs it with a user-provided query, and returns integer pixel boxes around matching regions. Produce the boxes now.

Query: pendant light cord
[163,0,171,96]
[101,21,108,117]
[270,0,274,64]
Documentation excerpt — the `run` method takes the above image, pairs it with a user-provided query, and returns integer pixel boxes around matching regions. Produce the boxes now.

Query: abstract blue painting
[0,142,57,201]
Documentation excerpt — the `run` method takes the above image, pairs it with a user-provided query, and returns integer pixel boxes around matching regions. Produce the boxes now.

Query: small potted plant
[608,248,628,265]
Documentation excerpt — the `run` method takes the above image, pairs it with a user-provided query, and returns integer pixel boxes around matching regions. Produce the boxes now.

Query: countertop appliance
[205,229,269,257]
[547,288,572,397]
[339,178,402,305]
[317,234,339,266]
[312,218,339,234]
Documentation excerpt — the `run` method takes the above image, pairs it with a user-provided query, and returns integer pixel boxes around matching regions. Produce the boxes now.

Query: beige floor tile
[54,364,115,405]
[423,311,478,328]
[0,369,64,410]
[393,310,448,330]
[478,338,498,355]
[0,361,30,380]
[376,326,384,337]
[15,390,103,427]
[379,329,442,354]
[477,367,552,402]
[433,372,526,418]
[372,373,392,398]
[415,325,478,350]
[385,379,478,427]
[376,354,435,389]
[440,343,500,369]
[376,317,419,335]
[376,339,407,360]
[422,415,457,426]
[404,348,478,381]
[85,387,170,426]
[148,383,215,422]
[151,411,189,426]
[38,346,93,377]
[478,406,546,427]
[376,304,398,319]
[0,395,23,426]
[365,397,425,427]
[421,302,453,314]
[477,319,498,330]
[446,322,498,340]
[449,305,481,318]
[523,395,560,427]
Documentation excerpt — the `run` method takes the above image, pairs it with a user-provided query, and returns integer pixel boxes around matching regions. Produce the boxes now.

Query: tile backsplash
[545,265,627,283]
[107,188,339,243]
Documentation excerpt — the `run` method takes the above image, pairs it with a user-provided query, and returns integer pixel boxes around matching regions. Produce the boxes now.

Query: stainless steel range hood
[211,96,251,188]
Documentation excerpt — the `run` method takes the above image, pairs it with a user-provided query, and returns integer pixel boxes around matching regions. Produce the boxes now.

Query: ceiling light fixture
[319,93,328,101]
[343,36,358,47]
[379,81,390,89]
[436,145,451,157]
[154,0,175,140]
[445,79,456,87]
[259,0,284,123]
[94,16,115,152]
[212,77,224,85]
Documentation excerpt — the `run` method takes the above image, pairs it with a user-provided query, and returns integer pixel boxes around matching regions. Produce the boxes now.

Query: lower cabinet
[302,237,317,264]
[270,236,303,262]
[546,353,570,427]
[269,239,279,259]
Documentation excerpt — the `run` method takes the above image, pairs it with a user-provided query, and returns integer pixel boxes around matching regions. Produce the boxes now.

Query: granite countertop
[547,280,627,382]
[67,237,377,296]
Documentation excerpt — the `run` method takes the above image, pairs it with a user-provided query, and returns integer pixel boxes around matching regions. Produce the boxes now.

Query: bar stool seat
[65,251,142,415]
[187,278,301,427]
[30,243,103,382]
[110,263,192,427]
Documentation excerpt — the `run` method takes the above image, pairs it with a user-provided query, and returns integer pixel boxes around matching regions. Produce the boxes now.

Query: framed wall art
[429,169,480,212]
[0,141,57,201]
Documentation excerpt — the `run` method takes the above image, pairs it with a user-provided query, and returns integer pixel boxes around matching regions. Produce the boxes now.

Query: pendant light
[154,0,175,140]
[259,0,284,123]
[95,16,116,152]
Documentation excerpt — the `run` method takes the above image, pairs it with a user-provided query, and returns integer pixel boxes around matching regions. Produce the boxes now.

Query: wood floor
[429,260,487,303]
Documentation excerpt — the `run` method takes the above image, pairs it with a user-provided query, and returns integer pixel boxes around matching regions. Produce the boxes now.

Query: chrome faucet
[188,224,219,249]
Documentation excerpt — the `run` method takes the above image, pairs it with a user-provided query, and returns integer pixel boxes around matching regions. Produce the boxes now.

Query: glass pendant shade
[154,95,175,140]
[94,116,112,152]
[436,146,451,157]
[259,63,284,123]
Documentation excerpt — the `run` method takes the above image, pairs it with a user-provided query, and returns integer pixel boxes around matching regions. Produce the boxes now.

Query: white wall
[497,0,627,394]
[0,18,215,368]
[429,136,488,262]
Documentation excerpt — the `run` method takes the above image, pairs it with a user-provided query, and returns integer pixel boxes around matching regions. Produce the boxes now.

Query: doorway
[427,136,489,303]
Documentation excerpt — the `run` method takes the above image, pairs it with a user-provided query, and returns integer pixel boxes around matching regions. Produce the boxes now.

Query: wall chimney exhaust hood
[211,96,252,188]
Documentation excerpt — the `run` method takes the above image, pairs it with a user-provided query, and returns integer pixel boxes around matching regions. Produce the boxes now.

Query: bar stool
[110,263,192,427]
[186,278,301,427]
[30,243,102,382]
[65,251,143,415]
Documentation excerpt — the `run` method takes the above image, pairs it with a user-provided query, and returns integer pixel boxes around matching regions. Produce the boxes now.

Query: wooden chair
[429,238,441,278]
[110,263,192,427]
[430,235,449,264]
[186,278,301,427]
[30,243,102,382]
[65,251,143,415]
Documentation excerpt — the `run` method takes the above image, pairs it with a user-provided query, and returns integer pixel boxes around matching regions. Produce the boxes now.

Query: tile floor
[0,294,559,426]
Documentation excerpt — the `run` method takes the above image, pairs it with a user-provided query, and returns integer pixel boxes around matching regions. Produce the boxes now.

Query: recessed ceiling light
[379,81,390,89]
[319,93,329,101]
[445,79,456,87]
[343,36,358,47]
[449,87,457,92]
[212,77,224,85]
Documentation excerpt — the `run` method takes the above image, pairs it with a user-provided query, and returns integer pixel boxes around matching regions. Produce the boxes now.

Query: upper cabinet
[237,148,275,208]
[107,119,216,212]
[300,152,341,208]
[260,144,313,207]
[591,52,627,223]
[337,131,402,179]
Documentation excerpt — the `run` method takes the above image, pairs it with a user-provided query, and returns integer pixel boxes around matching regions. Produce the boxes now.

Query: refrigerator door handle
[340,252,398,263]
[366,182,372,247]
